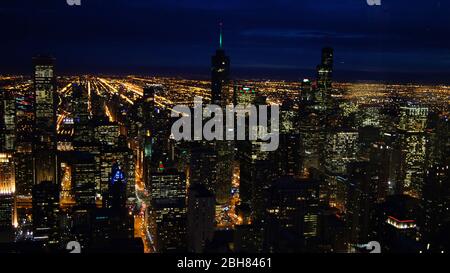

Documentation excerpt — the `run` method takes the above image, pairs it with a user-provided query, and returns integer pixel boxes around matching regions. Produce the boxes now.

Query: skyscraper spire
[219,22,223,49]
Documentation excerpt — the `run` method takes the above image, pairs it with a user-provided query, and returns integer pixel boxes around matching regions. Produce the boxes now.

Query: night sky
[1,0,449,82]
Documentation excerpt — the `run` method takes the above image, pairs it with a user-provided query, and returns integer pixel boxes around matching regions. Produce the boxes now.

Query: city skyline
[1,0,449,258]
[1,0,450,83]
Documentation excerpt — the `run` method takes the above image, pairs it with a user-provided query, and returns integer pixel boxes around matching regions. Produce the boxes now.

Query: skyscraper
[0,153,15,196]
[149,169,187,252]
[14,86,35,198]
[71,152,97,206]
[421,165,450,252]
[396,105,428,199]
[187,184,215,253]
[316,47,334,109]
[211,23,230,106]
[72,82,93,146]
[0,195,13,232]
[209,25,234,205]
[91,163,135,252]
[0,89,16,152]
[265,176,321,252]
[0,153,15,233]
[190,142,218,197]
[33,56,57,185]
[32,181,60,245]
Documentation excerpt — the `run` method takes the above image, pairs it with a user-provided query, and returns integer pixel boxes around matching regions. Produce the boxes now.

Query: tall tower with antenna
[211,22,230,106]
[210,22,233,206]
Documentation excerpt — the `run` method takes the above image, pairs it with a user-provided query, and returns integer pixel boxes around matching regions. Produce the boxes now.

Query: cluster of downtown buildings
[0,39,449,253]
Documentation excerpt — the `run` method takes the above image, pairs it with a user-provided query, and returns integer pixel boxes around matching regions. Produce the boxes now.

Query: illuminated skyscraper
[149,169,187,252]
[276,99,301,176]
[398,105,428,133]
[0,195,13,232]
[0,153,15,233]
[14,86,35,198]
[104,162,127,210]
[323,131,359,175]
[32,181,60,244]
[94,117,121,147]
[72,82,93,146]
[396,104,429,198]
[322,130,359,206]
[141,85,172,181]
[299,79,315,105]
[265,176,320,252]
[211,23,230,106]
[316,47,333,109]
[33,56,57,185]
[98,143,135,200]
[398,134,427,199]
[0,89,16,151]
[91,163,135,251]
[71,152,97,206]
[190,142,218,197]
[0,153,15,196]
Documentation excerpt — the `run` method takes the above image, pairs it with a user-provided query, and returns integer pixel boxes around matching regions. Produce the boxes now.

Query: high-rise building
[150,168,186,201]
[149,169,187,252]
[298,112,324,175]
[72,82,93,146]
[322,130,359,206]
[398,105,428,133]
[71,152,97,206]
[239,139,276,222]
[90,165,135,252]
[421,165,450,252]
[211,24,230,106]
[265,176,321,252]
[299,79,315,105]
[215,140,234,205]
[32,181,60,244]
[276,99,301,176]
[33,56,57,185]
[374,195,421,253]
[187,184,215,253]
[103,163,127,210]
[97,137,135,199]
[0,153,15,233]
[0,194,13,231]
[323,131,359,175]
[132,85,172,187]
[394,104,429,198]
[14,86,35,198]
[93,117,120,147]
[0,89,16,151]
[345,161,378,245]
[190,142,218,195]
[316,47,333,109]
[397,133,427,199]
[0,153,15,196]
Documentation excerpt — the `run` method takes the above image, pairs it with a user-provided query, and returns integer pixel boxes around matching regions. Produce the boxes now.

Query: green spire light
[219,22,223,48]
